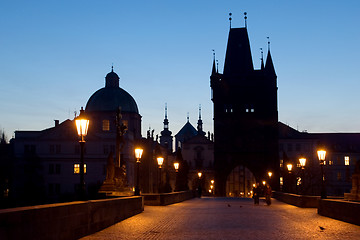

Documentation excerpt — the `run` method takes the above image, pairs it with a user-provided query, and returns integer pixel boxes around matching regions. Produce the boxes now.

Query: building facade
[11,68,142,204]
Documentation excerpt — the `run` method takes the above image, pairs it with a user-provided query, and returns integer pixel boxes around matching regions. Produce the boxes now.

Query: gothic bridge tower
[211,24,279,196]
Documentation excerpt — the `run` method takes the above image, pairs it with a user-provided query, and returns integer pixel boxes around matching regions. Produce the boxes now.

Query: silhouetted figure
[265,184,272,206]
[197,185,202,198]
[253,183,260,205]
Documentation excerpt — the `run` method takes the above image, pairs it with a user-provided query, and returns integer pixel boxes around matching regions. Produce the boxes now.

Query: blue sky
[1,0,360,139]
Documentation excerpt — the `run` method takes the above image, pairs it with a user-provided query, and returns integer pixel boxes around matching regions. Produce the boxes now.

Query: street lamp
[287,163,293,173]
[157,157,164,193]
[174,162,179,172]
[268,171,273,178]
[75,107,89,200]
[299,158,306,169]
[134,148,143,196]
[317,149,327,199]
[299,157,306,195]
[198,172,202,178]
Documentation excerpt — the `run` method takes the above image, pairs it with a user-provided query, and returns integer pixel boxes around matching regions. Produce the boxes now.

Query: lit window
[74,164,87,174]
[280,159,283,168]
[280,177,283,186]
[102,120,110,131]
[344,156,350,166]
[328,160,333,165]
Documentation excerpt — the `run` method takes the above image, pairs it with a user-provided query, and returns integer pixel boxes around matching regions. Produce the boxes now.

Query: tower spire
[197,104,205,136]
[260,48,264,70]
[244,12,247,28]
[198,104,202,120]
[163,103,169,130]
[265,37,276,76]
[212,49,216,75]
[229,13,232,29]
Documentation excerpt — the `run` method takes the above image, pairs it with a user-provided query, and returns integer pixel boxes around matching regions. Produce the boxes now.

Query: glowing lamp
[287,163,293,172]
[135,148,143,162]
[157,157,164,168]
[299,158,306,168]
[75,107,89,141]
[174,162,179,172]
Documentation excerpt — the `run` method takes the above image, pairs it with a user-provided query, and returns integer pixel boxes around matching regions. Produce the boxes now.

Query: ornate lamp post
[317,149,327,199]
[75,107,89,200]
[134,148,143,196]
[210,179,215,195]
[299,157,306,194]
[157,157,164,193]
[197,172,202,197]
[286,163,293,193]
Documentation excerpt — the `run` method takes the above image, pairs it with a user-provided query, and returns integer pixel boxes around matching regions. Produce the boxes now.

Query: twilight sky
[1,0,360,139]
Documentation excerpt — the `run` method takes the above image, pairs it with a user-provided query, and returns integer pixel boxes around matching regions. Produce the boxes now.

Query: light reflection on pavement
[81,197,360,240]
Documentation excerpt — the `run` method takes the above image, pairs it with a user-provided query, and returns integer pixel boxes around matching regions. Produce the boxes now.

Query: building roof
[175,121,197,140]
[85,69,139,113]
[223,27,254,77]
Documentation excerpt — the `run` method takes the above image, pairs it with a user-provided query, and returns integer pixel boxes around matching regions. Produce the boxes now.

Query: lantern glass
[287,164,293,172]
[174,162,179,171]
[75,119,89,138]
[135,148,143,160]
[157,157,164,168]
[299,158,306,168]
[317,150,326,161]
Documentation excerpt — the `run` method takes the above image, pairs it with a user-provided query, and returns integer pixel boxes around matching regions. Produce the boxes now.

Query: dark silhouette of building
[211,26,279,196]
[159,104,173,153]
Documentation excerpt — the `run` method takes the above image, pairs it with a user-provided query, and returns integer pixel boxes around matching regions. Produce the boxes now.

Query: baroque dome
[85,68,139,113]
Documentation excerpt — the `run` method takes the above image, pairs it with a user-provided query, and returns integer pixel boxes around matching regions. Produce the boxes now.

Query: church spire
[212,50,217,75]
[265,38,276,76]
[260,48,265,70]
[197,105,205,136]
[160,103,173,152]
[163,103,169,130]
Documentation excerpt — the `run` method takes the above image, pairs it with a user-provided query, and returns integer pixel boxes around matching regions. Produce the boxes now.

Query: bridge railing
[0,196,143,240]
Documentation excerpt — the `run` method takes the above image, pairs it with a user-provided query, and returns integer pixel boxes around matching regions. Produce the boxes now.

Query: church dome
[85,69,139,113]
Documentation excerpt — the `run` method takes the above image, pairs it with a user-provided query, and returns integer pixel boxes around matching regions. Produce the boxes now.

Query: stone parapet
[273,191,320,208]
[0,196,143,240]
[318,199,360,226]
[143,191,195,206]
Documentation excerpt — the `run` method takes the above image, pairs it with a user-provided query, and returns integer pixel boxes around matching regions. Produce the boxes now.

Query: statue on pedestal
[99,107,132,196]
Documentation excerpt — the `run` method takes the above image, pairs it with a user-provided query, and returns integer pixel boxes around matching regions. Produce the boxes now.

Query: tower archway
[226,165,256,197]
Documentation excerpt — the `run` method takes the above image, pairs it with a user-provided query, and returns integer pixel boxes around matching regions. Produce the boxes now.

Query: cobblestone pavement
[81,197,360,240]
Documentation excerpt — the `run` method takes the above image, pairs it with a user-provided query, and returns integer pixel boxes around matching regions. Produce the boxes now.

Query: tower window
[245,104,254,113]
[224,104,233,113]
[102,120,110,131]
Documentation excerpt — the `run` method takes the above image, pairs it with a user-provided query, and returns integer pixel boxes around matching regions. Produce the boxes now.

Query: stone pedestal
[99,153,132,196]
